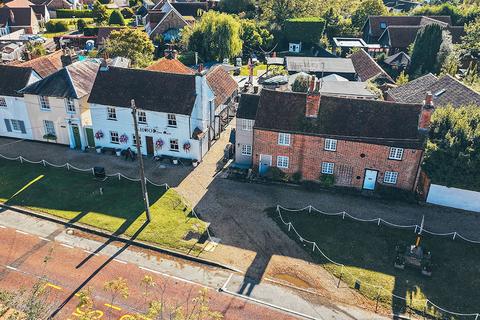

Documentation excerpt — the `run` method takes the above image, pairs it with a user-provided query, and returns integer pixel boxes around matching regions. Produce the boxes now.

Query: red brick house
[251,86,431,191]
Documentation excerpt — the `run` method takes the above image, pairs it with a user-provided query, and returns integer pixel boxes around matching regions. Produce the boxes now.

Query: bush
[121,7,134,19]
[284,17,325,45]
[83,26,99,36]
[56,9,94,18]
[178,51,196,65]
[129,0,140,7]
[290,171,303,183]
[99,0,111,4]
[77,18,87,32]
[109,10,125,25]
[45,20,69,33]
[319,174,335,187]
[376,184,415,202]
[265,167,288,182]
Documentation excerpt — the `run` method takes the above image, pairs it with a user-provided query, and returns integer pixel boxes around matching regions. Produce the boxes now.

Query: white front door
[259,154,272,175]
[363,169,378,190]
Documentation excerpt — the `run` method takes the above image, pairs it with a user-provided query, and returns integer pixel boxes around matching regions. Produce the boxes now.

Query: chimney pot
[419,92,435,130]
[424,91,434,107]
[306,90,321,118]
[309,76,316,92]
[198,63,204,73]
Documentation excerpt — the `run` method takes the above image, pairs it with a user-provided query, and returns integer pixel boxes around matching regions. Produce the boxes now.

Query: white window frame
[278,133,291,146]
[389,147,404,160]
[168,114,177,127]
[170,138,179,151]
[132,134,141,146]
[241,144,252,156]
[240,119,253,131]
[0,97,7,108]
[384,171,398,184]
[10,119,22,132]
[65,98,75,113]
[138,111,147,124]
[107,107,117,120]
[324,138,337,151]
[39,96,50,110]
[110,131,119,144]
[43,120,55,135]
[277,155,289,169]
[321,162,334,175]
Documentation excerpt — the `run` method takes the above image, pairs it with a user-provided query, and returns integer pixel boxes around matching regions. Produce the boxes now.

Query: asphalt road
[0,225,298,320]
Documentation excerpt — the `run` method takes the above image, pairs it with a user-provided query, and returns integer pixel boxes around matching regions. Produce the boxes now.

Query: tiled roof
[20,50,63,78]
[88,66,197,115]
[0,65,34,97]
[387,74,480,107]
[285,57,356,74]
[0,7,35,27]
[380,26,420,48]
[254,89,424,149]
[383,51,411,67]
[237,93,259,120]
[365,15,451,39]
[205,65,238,107]
[171,2,208,17]
[349,49,393,83]
[20,60,99,98]
[146,57,195,75]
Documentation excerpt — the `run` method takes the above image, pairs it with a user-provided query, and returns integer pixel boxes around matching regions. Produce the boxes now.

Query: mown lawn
[269,208,480,318]
[0,159,207,253]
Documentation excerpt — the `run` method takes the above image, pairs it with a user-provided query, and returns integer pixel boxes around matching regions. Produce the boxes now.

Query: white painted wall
[427,184,480,213]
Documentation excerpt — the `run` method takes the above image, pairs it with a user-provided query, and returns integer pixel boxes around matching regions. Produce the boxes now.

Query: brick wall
[253,129,423,191]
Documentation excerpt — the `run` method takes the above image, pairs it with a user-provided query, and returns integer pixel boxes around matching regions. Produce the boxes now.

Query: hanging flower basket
[183,142,191,152]
[95,130,104,140]
[155,139,164,150]
[119,134,129,144]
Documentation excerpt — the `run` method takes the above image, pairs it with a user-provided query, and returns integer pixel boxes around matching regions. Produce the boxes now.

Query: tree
[218,0,255,14]
[258,0,319,30]
[77,18,87,32]
[292,75,311,92]
[409,24,443,78]
[351,0,388,29]
[104,28,154,67]
[183,11,242,61]
[240,19,273,53]
[284,17,325,45]
[396,71,409,85]
[92,1,109,25]
[435,29,453,72]
[109,10,125,25]
[103,277,129,319]
[423,106,480,191]
[461,18,480,57]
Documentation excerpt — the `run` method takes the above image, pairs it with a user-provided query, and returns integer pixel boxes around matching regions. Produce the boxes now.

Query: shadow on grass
[267,207,480,318]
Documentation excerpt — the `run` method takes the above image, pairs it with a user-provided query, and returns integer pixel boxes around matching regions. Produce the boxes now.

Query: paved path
[0,207,390,320]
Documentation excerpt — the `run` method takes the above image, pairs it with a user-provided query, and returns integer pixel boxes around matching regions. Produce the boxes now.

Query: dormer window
[380,22,387,29]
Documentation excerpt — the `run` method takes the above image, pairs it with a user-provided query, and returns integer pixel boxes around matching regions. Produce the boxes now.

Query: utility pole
[131,99,151,221]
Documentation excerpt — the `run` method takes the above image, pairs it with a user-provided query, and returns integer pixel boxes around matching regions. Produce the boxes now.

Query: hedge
[45,20,69,33]
[284,17,325,45]
[83,26,99,36]
[56,9,94,18]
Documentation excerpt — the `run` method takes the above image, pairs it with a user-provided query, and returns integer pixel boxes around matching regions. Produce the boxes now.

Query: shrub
[290,171,303,183]
[56,9,94,18]
[121,7,134,19]
[265,167,288,182]
[77,18,87,32]
[376,184,415,202]
[45,20,69,33]
[319,174,335,187]
[284,17,325,45]
[98,0,111,4]
[129,0,140,7]
[83,26,99,36]
[109,10,125,25]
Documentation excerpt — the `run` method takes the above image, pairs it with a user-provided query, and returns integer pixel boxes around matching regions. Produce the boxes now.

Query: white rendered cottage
[88,66,217,162]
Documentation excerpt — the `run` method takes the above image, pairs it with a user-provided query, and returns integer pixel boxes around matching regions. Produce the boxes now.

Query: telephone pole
[131,99,151,221]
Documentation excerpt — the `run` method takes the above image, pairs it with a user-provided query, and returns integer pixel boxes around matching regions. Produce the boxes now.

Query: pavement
[0,207,390,320]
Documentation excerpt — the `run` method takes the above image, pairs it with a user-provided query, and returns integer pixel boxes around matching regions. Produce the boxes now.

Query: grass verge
[0,159,207,253]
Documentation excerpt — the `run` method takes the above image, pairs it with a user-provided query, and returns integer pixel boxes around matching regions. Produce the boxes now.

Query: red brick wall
[253,129,423,191]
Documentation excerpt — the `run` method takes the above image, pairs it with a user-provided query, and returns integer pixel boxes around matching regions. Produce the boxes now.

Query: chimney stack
[198,63,204,73]
[306,76,321,118]
[419,91,435,130]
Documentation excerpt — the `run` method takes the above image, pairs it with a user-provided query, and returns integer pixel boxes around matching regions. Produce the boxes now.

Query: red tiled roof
[350,49,393,83]
[20,50,63,78]
[146,57,195,75]
[205,65,238,107]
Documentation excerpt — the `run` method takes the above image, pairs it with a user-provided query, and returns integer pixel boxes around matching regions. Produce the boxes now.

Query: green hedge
[56,9,94,18]
[45,20,69,33]
[284,17,325,45]
[83,26,99,36]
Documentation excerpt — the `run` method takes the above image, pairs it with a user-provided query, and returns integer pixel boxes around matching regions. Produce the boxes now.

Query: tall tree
[104,28,154,67]
[351,0,388,30]
[461,18,480,57]
[218,0,255,14]
[409,24,443,78]
[258,0,319,30]
[92,1,109,25]
[182,11,242,61]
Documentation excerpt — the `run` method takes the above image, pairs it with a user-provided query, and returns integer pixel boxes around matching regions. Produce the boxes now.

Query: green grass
[239,64,267,76]
[0,159,207,253]
[269,208,480,318]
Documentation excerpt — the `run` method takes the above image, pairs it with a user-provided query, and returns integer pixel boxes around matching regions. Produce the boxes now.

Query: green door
[85,127,95,148]
[72,125,82,149]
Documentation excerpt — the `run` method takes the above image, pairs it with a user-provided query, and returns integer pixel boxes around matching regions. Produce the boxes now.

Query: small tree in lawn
[92,1,109,25]
[109,10,125,26]
[104,28,154,67]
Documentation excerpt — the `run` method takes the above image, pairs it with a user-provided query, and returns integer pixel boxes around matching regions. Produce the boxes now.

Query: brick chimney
[419,91,435,130]
[305,76,321,118]
[198,63,204,73]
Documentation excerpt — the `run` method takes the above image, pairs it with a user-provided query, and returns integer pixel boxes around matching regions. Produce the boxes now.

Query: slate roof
[285,57,356,74]
[88,66,197,115]
[146,57,195,75]
[254,89,424,149]
[20,60,99,99]
[0,65,34,97]
[206,65,238,107]
[171,2,208,17]
[387,74,480,107]
[0,7,35,27]
[349,49,393,83]
[384,51,411,68]
[318,81,377,99]
[20,50,63,78]
[237,93,259,120]
[380,26,420,48]
[365,15,451,39]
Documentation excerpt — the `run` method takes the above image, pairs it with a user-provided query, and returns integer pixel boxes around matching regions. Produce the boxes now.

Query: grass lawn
[269,208,480,318]
[239,64,267,76]
[0,159,207,253]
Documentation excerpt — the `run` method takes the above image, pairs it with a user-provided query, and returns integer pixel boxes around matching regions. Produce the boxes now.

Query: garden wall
[427,184,480,213]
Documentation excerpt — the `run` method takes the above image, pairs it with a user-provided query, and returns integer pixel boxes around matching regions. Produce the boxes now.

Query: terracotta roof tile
[205,65,238,107]
[146,57,195,75]
[20,50,63,78]
[350,49,393,83]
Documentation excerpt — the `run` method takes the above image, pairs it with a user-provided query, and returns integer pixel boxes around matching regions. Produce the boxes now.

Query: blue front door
[363,169,378,190]
[259,154,272,175]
